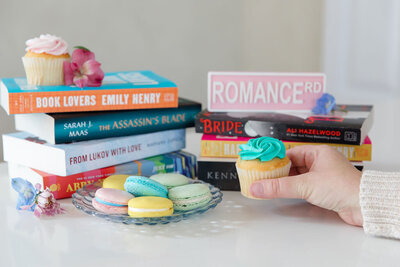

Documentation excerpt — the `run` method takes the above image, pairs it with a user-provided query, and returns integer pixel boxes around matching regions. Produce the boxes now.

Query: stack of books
[194,72,374,191]
[1,71,201,199]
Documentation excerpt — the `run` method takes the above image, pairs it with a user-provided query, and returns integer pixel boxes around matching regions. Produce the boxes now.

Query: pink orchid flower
[63,48,104,88]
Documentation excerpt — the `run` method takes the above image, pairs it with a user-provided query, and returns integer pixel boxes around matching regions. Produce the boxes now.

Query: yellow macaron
[102,174,130,190]
[128,196,173,218]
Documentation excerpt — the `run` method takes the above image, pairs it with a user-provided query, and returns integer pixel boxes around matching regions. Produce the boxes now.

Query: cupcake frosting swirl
[25,34,68,55]
[238,137,286,161]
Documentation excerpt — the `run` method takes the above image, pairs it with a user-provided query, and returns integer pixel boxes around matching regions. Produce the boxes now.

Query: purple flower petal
[73,75,89,88]
[34,206,42,218]
[81,59,101,75]
[63,61,74,85]
[64,48,104,87]
[87,71,104,87]
[71,49,95,68]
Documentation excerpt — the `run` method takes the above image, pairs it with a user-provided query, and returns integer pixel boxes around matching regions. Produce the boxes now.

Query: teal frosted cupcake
[236,137,291,198]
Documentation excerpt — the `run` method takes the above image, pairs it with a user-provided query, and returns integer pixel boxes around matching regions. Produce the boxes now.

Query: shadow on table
[272,200,344,225]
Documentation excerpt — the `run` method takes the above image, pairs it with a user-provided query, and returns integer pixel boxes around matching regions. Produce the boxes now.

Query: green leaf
[74,46,91,51]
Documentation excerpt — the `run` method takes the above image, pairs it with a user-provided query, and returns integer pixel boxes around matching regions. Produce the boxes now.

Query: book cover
[178,150,198,178]
[195,105,373,145]
[170,151,198,179]
[0,70,178,114]
[200,134,372,161]
[198,157,364,191]
[15,98,201,144]
[8,151,197,199]
[3,129,185,176]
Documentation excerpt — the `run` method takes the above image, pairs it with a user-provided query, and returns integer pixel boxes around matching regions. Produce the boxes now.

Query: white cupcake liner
[22,56,67,85]
[236,161,291,199]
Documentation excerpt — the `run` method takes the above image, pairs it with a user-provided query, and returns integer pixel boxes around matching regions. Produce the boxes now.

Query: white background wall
[0,0,322,161]
[323,0,400,170]
[323,0,400,96]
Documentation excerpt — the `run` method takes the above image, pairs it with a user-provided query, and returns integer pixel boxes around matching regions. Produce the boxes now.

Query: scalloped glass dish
[72,179,223,225]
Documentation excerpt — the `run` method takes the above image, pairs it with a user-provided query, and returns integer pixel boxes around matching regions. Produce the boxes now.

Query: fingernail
[250,182,264,197]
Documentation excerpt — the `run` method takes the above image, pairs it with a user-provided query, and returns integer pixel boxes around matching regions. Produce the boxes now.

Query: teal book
[15,98,201,144]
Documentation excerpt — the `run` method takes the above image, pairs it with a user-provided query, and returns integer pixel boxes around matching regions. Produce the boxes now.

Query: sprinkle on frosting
[25,34,68,56]
[238,137,286,161]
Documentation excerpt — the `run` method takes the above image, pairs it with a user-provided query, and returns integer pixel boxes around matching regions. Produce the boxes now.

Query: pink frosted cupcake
[22,34,70,85]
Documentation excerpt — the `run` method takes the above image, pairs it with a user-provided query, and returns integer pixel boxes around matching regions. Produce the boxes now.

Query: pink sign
[208,72,326,112]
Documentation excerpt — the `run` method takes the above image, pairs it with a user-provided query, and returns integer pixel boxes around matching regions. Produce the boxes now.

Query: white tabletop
[2,93,400,267]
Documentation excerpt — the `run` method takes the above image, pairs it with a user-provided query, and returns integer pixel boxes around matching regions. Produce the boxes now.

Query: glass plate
[72,179,223,225]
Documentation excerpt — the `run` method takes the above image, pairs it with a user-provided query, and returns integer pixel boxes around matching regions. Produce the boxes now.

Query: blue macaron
[124,176,168,198]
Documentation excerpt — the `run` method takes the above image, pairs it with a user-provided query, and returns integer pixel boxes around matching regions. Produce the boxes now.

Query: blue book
[15,98,201,144]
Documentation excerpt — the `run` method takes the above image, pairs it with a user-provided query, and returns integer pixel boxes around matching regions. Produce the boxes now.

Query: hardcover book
[0,70,178,114]
[200,134,372,161]
[198,157,364,191]
[15,98,201,144]
[195,105,373,145]
[3,129,185,176]
[8,151,197,199]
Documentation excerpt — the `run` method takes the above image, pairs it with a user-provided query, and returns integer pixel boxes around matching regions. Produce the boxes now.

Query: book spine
[201,139,372,161]
[3,129,186,176]
[43,167,115,199]
[198,160,364,191]
[195,116,362,145]
[43,154,186,199]
[11,151,197,199]
[8,87,178,114]
[63,129,186,175]
[197,160,240,191]
[54,105,200,143]
[133,155,176,176]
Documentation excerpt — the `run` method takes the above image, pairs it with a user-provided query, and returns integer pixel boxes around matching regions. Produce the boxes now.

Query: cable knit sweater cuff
[360,170,400,239]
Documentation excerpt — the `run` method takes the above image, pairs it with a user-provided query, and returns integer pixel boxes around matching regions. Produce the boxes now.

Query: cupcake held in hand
[236,137,291,199]
[22,34,70,85]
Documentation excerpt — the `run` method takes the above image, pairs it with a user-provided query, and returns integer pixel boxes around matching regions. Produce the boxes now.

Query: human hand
[249,145,363,226]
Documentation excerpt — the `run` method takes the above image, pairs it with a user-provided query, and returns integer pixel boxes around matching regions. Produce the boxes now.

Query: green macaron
[150,173,189,190]
[168,183,212,211]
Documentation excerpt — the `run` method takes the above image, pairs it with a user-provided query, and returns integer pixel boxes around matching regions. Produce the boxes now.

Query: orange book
[200,134,372,162]
[0,71,178,114]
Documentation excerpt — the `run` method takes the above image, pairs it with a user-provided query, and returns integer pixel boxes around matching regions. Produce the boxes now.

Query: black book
[198,158,364,191]
[195,104,373,145]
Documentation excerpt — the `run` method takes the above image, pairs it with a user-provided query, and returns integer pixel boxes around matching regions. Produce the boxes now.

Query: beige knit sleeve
[360,170,400,239]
